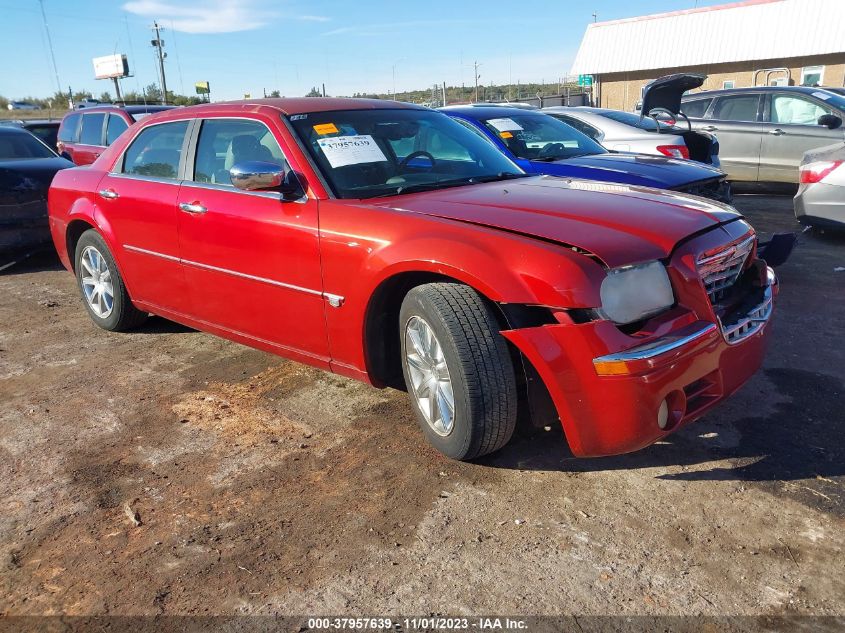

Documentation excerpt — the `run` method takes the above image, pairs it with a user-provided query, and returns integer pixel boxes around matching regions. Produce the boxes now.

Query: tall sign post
[92,54,130,101]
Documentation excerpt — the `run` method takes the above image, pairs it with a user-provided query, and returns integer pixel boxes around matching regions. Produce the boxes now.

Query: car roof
[439,105,543,119]
[0,125,39,136]
[133,98,427,125]
[682,85,840,99]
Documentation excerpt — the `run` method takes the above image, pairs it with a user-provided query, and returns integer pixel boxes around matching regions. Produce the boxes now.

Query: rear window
[0,131,56,160]
[58,113,81,143]
[80,113,106,145]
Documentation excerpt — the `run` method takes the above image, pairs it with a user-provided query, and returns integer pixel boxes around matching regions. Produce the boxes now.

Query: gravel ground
[0,194,843,620]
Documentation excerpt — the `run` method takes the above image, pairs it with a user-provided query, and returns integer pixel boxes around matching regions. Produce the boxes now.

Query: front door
[97,119,191,314]
[696,93,763,181]
[73,112,107,165]
[759,92,845,183]
[176,117,329,361]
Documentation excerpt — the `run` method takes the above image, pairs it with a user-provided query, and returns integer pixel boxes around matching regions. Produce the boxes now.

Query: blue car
[440,105,731,202]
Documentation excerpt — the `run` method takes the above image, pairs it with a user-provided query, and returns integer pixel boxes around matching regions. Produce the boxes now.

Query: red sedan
[48,98,777,460]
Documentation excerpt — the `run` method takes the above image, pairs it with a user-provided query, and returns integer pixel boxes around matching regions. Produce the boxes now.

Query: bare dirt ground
[1,195,844,620]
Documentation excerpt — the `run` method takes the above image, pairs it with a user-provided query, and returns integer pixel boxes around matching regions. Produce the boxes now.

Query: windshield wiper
[467,172,529,183]
[368,173,527,198]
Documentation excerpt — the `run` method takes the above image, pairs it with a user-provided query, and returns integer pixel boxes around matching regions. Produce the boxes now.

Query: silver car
[794,142,845,229]
[681,86,845,183]
[543,106,716,164]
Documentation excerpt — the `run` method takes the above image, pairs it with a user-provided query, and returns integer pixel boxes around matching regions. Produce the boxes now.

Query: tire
[74,229,148,331]
[399,283,518,460]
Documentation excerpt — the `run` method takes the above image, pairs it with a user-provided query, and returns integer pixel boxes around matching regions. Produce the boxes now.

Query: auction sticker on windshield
[487,118,523,132]
[317,135,388,168]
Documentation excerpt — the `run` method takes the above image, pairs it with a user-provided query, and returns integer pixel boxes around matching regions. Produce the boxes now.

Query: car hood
[641,73,706,117]
[531,152,723,189]
[367,175,741,268]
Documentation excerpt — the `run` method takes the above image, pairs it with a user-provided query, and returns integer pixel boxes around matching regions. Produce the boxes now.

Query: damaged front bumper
[501,266,777,458]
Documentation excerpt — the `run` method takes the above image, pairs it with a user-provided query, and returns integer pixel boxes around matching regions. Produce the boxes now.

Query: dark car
[0,119,60,151]
[0,127,73,265]
[442,105,731,202]
[680,86,845,183]
[57,104,177,165]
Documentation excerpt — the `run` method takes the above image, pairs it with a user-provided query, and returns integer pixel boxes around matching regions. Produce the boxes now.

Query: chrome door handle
[179,202,207,214]
[701,125,717,132]
[98,189,119,200]
[769,128,785,136]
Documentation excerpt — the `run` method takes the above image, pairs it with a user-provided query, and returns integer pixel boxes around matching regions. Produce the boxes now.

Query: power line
[37,0,62,93]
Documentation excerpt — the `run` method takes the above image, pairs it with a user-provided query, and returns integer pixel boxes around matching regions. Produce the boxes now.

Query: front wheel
[399,283,518,460]
[74,229,148,331]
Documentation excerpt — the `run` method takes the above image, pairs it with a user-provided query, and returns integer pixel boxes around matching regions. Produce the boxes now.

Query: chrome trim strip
[123,244,179,262]
[122,244,343,305]
[108,173,182,186]
[594,322,719,364]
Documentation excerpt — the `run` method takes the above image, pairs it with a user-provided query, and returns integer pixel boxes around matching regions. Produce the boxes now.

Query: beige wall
[595,53,845,111]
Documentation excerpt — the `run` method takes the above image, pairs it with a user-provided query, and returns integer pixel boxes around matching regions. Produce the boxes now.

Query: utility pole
[151,21,168,104]
[473,61,482,102]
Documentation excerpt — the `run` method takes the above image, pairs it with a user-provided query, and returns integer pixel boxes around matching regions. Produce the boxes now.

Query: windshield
[591,109,673,131]
[288,108,524,199]
[479,113,606,161]
[811,90,845,112]
[0,131,56,161]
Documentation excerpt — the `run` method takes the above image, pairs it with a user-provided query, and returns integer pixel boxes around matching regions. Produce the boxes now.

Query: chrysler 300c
[48,98,777,460]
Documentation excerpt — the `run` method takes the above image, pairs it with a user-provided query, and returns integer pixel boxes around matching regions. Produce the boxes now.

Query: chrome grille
[697,234,755,304]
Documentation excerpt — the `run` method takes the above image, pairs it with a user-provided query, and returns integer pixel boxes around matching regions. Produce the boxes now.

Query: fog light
[657,399,669,430]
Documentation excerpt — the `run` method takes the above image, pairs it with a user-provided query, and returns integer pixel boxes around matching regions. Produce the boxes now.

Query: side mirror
[230,160,287,191]
[818,114,842,129]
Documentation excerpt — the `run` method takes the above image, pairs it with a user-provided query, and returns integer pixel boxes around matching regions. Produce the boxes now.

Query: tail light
[799,160,843,184]
[656,145,690,159]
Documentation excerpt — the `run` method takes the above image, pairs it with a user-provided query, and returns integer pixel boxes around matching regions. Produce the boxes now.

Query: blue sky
[1,0,722,101]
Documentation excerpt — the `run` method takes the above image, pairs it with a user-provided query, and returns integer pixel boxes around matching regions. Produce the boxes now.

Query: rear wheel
[74,230,147,331]
[399,283,517,460]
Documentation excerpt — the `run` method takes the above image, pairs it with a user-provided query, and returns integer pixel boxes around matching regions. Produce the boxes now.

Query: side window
[106,114,129,145]
[770,95,830,125]
[192,119,286,185]
[710,95,760,122]
[121,121,188,179]
[681,98,712,118]
[79,113,106,146]
[58,113,81,143]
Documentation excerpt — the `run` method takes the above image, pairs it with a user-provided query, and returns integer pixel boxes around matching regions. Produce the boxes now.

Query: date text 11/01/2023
[307,617,528,630]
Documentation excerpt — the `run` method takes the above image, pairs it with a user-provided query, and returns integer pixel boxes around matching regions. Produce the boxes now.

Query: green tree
[305,86,322,97]
[269,89,281,98]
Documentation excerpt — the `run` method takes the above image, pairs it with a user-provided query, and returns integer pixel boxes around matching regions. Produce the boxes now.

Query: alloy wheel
[80,246,114,318]
[404,315,455,436]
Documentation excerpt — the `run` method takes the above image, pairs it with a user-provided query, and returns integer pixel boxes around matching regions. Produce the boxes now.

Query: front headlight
[599,261,675,325]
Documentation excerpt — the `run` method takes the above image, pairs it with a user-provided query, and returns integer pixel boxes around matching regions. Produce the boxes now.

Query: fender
[318,200,607,375]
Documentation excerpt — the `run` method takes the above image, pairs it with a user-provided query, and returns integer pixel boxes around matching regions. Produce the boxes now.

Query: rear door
[96,120,191,314]
[759,92,844,182]
[176,116,329,360]
[697,93,763,181]
[72,112,108,165]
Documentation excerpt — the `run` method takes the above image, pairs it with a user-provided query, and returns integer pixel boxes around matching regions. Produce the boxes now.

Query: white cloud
[122,0,327,33]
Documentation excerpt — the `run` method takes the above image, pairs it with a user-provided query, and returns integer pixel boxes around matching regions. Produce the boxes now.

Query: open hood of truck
[641,73,707,118]
[368,175,742,268]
